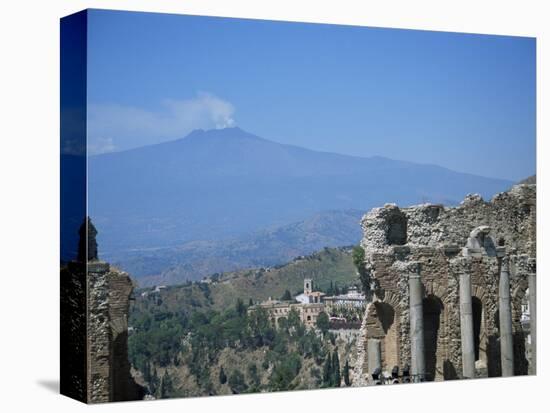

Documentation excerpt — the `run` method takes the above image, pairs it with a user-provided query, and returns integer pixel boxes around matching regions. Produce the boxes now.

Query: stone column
[459,270,475,379]
[499,258,514,377]
[528,269,536,374]
[367,339,381,377]
[408,271,425,380]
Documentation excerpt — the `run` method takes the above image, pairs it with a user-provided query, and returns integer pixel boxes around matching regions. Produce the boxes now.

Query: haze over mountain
[105,209,364,286]
[85,127,512,283]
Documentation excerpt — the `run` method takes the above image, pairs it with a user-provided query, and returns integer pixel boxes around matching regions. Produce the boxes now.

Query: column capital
[452,255,473,268]
[495,246,506,258]
[406,261,421,276]
[500,256,510,272]
[408,273,421,282]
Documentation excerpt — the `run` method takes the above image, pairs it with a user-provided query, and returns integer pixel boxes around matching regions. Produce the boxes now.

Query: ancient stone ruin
[61,218,143,403]
[353,184,536,384]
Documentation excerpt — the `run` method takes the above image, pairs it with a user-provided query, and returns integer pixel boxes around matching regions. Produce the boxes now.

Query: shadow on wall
[487,335,501,377]
[113,332,146,402]
[423,295,443,381]
[443,360,458,380]
[375,302,395,333]
[513,332,528,376]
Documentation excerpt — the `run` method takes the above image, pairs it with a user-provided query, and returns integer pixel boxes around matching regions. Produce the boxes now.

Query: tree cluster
[352,245,371,295]
[130,296,347,398]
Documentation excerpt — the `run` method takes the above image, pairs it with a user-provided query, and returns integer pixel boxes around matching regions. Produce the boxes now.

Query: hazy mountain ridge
[88,127,512,247]
[81,127,513,285]
[108,209,363,286]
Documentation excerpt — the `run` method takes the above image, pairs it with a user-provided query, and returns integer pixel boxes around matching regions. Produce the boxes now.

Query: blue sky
[87,9,536,181]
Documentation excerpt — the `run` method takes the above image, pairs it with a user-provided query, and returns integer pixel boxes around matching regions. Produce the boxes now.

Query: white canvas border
[0,1,546,412]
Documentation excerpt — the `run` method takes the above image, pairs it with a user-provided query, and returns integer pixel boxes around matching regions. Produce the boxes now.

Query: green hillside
[132,246,358,314]
[128,246,361,398]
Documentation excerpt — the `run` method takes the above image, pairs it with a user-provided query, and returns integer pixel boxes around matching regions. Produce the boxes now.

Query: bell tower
[304,278,313,294]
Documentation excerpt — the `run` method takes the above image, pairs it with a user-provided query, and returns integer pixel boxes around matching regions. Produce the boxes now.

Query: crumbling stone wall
[87,262,112,402]
[108,269,138,402]
[86,262,142,403]
[355,184,535,383]
[61,219,143,403]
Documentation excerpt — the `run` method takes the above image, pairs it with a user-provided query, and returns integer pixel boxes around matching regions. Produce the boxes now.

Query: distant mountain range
[80,127,513,284]
[106,209,363,286]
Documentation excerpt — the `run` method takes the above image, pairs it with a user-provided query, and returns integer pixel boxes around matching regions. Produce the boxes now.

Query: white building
[323,286,366,308]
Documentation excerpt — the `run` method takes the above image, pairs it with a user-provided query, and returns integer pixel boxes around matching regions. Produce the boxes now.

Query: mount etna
[75,127,513,285]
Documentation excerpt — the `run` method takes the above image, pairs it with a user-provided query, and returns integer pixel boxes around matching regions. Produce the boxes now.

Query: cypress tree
[219,366,227,384]
[281,289,292,301]
[160,370,173,399]
[343,360,351,386]
[142,362,151,383]
[236,298,246,316]
[332,350,341,387]
[322,354,332,386]
[150,367,159,395]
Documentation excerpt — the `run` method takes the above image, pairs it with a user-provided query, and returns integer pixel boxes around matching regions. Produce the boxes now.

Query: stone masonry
[61,218,143,403]
[353,184,536,383]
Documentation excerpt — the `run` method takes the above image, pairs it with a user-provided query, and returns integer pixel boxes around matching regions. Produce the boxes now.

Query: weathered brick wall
[108,270,142,402]
[87,262,112,403]
[357,184,536,382]
[361,184,535,255]
[62,260,142,403]
[62,216,142,403]
[87,264,143,403]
